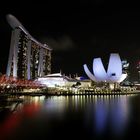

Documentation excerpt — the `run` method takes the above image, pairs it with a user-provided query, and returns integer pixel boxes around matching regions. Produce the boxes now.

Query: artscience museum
[83,53,127,83]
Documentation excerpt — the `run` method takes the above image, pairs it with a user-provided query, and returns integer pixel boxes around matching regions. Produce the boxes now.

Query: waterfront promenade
[0,86,139,97]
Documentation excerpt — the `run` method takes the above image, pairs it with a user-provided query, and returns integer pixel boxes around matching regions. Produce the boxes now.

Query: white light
[93,58,107,82]
[107,53,122,82]
[83,64,96,81]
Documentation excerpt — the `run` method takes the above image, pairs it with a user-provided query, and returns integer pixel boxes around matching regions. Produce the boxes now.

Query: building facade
[6,14,52,80]
[83,53,127,83]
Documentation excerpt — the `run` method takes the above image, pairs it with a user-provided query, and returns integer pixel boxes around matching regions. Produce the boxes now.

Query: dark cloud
[41,36,76,51]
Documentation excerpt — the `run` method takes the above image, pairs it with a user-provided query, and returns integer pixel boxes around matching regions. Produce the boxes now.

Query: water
[0,94,140,140]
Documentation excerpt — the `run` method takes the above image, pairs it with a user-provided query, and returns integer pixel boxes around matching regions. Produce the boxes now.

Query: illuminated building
[36,73,91,88]
[36,73,71,87]
[83,53,127,83]
[6,14,52,80]
[121,59,130,82]
[136,60,140,81]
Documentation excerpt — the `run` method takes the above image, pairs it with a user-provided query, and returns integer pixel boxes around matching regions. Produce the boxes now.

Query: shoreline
[2,90,140,96]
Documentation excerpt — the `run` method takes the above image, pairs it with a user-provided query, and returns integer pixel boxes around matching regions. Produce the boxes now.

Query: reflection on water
[0,94,140,140]
[94,96,109,134]
[85,95,130,139]
[110,96,129,135]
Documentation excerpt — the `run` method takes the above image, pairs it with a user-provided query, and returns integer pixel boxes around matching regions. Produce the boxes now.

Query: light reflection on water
[0,94,140,140]
[84,95,130,137]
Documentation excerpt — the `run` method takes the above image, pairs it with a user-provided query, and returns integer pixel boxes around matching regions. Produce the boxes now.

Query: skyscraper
[6,14,52,80]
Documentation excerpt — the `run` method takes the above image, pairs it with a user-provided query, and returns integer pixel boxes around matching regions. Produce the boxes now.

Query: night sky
[0,1,140,80]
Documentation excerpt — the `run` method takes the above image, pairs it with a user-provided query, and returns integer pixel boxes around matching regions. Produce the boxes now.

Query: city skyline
[0,1,140,80]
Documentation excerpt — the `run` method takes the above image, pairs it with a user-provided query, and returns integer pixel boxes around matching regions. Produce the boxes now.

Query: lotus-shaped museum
[83,53,127,83]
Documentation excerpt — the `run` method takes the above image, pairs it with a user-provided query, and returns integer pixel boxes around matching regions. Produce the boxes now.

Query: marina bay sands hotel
[6,14,52,80]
